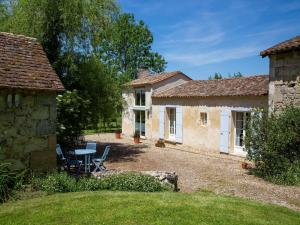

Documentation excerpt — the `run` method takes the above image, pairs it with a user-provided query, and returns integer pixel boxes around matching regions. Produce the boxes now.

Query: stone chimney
[137,67,150,79]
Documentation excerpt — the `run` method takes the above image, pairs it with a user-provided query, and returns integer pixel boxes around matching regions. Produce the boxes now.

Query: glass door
[135,110,146,137]
[234,112,249,155]
[169,108,176,140]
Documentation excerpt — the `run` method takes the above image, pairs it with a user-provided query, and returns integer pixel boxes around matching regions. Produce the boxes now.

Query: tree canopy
[0,0,167,141]
[99,13,167,82]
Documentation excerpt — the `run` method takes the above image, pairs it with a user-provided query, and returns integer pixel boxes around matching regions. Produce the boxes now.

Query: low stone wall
[0,89,57,171]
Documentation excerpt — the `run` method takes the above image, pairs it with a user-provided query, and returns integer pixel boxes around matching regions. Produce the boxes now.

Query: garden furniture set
[56,142,110,174]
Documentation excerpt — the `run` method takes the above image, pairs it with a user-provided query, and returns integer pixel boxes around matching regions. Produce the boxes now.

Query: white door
[234,112,249,155]
[220,110,230,153]
[169,108,176,140]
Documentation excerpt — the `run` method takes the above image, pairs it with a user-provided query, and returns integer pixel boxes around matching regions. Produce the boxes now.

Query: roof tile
[0,32,64,91]
[260,35,300,57]
[153,75,269,98]
[127,71,192,87]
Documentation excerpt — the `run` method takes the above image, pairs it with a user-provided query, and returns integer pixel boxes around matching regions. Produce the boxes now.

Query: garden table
[74,149,96,173]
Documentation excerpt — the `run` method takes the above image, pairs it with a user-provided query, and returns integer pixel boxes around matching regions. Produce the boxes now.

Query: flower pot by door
[134,137,140,144]
[115,132,121,139]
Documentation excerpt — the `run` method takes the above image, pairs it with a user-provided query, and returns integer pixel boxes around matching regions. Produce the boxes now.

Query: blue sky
[118,0,300,80]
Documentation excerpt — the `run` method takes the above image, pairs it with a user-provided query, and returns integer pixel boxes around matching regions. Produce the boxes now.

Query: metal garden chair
[92,145,111,172]
[56,144,81,176]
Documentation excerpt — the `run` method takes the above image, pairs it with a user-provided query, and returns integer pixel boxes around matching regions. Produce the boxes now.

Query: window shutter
[220,110,230,153]
[175,106,183,143]
[159,106,165,139]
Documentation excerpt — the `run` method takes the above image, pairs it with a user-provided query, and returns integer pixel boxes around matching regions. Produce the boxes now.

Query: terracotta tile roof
[127,71,192,87]
[260,35,300,57]
[153,75,269,98]
[0,32,64,91]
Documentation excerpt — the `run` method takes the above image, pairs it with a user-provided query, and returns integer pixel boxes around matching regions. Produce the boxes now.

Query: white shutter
[159,106,165,139]
[175,106,183,143]
[220,110,230,153]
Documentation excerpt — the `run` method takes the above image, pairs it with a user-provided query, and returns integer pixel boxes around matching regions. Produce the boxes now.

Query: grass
[0,191,299,225]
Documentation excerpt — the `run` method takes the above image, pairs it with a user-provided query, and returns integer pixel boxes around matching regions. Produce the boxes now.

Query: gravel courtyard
[86,133,300,211]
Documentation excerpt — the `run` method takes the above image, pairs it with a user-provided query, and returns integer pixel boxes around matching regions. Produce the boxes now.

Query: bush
[32,172,171,193]
[245,106,300,185]
[56,90,92,146]
[0,163,26,203]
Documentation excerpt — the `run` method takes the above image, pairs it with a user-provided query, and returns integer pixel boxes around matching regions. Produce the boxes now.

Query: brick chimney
[137,67,150,79]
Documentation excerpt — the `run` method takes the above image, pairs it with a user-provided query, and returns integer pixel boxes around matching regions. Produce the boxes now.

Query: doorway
[168,108,176,140]
[234,111,249,155]
[135,110,145,137]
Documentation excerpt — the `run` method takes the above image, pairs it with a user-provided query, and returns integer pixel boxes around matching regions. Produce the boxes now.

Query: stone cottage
[122,70,268,156]
[260,35,300,110]
[122,34,300,156]
[0,32,64,171]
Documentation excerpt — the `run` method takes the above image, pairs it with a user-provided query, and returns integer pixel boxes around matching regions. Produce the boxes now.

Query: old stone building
[0,32,64,171]
[122,71,268,156]
[261,35,300,111]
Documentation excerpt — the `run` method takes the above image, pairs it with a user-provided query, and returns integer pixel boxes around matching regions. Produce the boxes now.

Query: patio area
[86,133,300,211]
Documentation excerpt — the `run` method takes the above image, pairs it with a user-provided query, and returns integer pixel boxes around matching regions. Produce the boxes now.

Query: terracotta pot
[241,162,248,169]
[115,132,121,139]
[134,136,140,144]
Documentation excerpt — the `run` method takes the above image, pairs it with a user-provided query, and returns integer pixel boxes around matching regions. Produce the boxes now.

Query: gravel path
[86,133,300,211]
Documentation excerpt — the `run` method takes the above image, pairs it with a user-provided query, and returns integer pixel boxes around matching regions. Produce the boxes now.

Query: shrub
[56,90,92,146]
[245,106,300,185]
[32,172,78,193]
[0,163,27,203]
[32,172,171,193]
[98,173,171,192]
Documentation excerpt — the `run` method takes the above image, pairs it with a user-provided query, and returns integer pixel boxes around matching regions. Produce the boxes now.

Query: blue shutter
[220,110,230,153]
[176,106,183,143]
[159,106,165,139]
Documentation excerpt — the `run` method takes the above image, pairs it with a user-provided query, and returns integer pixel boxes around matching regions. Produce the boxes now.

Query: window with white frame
[135,89,145,106]
[200,112,208,126]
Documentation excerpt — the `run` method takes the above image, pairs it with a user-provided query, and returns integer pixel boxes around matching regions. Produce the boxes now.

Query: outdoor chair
[86,142,97,151]
[56,144,81,176]
[92,145,111,172]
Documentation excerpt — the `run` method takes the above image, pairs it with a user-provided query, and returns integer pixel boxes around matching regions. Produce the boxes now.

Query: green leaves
[245,107,300,185]
[99,13,167,80]
[56,90,92,144]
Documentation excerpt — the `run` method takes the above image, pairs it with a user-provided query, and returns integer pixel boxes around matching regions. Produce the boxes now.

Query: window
[135,89,145,106]
[200,112,207,126]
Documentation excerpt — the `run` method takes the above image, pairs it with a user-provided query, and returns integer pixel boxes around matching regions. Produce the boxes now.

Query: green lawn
[0,191,299,225]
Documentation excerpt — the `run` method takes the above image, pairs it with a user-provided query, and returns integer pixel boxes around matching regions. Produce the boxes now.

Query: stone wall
[0,89,57,171]
[269,50,300,111]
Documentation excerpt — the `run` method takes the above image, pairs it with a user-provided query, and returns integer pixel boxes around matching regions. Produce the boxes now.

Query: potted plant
[133,131,140,144]
[241,160,249,169]
[115,129,122,139]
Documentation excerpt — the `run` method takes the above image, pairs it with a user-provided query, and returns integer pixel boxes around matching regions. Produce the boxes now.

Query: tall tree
[208,72,223,80]
[1,0,119,86]
[99,13,167,82]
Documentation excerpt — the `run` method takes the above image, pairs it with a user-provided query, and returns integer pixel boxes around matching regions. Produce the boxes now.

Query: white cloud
[165,45,261,66]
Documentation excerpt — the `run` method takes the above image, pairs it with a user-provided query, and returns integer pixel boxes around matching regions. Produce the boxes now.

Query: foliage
[32,172,171,193]
[245,107,300,185]
[0,163,27,203]
[72,57,122,125]
[228,72,243,78]
[209,72,243,80]
[1,191,300,225]
[99,13,167,82]
[208,72,223,80]
[56,90,91,145]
